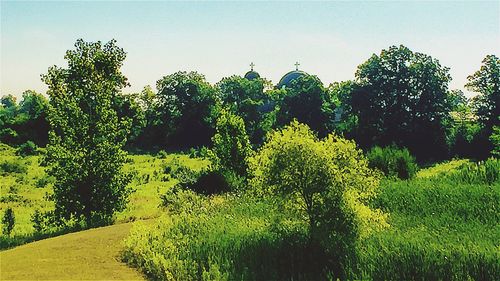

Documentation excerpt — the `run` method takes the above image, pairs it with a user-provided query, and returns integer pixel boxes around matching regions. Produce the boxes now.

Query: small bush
[367,145,418,179]
[0,160,28,174]
[2,208,15,236]
[16,141,38,156]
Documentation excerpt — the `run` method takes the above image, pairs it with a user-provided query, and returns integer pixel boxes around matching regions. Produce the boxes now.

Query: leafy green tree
[466,55,500,157]
[327,81,360,135]
[18,90,50,146]
[491,123,500,157]
[41,39,132,226]
[250,121,386,279]
[211,110,253,178]
[156,71,218,148]
[2,207,15,236]
[217,75,268,144]
[350,45,452,160]
[112,92,146,146]
[276,75,331,137]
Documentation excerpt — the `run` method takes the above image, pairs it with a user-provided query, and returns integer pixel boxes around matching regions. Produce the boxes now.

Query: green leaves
[43,39,132,226]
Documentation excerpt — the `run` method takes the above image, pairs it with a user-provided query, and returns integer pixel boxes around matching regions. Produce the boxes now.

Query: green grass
[0,221,146,280]
[122,159,500,281]
[416,158,469,179]
[0,144,209,247]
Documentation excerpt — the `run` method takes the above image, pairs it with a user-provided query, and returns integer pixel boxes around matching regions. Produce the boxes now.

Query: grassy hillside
[0,222,145,280]
[0,143,209,247]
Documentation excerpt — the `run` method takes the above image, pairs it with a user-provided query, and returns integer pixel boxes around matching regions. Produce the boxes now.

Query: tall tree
[466,55,500,157]
[42,39,132,226]
[217,75,268,144]
[351,45,452,160]
[156,71,218,148]
[276,75,331,137]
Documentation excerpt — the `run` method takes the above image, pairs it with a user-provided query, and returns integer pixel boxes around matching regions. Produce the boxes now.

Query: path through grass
[0,222,145,280]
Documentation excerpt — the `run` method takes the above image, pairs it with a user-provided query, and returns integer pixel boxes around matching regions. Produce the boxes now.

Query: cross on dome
[295,61,300,70]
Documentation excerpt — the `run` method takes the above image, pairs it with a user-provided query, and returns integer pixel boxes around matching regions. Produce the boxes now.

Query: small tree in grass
[41,39,132,227]
[250,121,386,280]
[2,208,15,236]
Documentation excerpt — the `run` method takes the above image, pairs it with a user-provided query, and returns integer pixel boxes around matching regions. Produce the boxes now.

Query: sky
[1,1,499,99]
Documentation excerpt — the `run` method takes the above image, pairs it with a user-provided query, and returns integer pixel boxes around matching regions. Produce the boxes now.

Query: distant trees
[276,75,332,137]
[155,71,218,148]
[466,55,500,157]
[0,91,49,146]
[217,75,269,144]
[42,39,132,226]
[348,45,452,161]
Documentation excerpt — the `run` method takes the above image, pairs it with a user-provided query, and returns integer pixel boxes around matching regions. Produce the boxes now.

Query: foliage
[350,45,452,161]
[216,75,269,144]
[210,110,252,179]
[250,121,386,279]
[491,125,500,157]
[367,145,418,180]
[466,55,500,137]
[0,159,28,174]
[0,91,49,146]
[16,141,38,156]
[41,39,132,226]
[447,158,500,185]
[2,207,15,236]
[124,194,331,281]
[155,71,218,148]
[276,75,332,137]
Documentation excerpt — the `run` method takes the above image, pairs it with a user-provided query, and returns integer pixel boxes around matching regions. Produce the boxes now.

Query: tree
[155,71,218,148]
[350,45,452,160]
[112,92,146,146]
[217,75,268,144]
[466,55,500,157]
[2,207,15,236]
[276,75,331,137]
[211,110,253,178]
[491,124,500,157]
[18,90,50,146]
[41,39,132,226]
[250,121,385,279]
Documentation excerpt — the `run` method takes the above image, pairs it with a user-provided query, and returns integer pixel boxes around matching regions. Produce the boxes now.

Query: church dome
[244,70,260,80]
[277,70,307,88]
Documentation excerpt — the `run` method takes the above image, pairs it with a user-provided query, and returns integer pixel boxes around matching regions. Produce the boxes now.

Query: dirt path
[0,222,145,280]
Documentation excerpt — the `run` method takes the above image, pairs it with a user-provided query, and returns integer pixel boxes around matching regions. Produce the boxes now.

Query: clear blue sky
[1,1,498,98]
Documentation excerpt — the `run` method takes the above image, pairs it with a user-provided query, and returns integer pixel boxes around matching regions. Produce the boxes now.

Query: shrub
[250,121,386,279]
[0,160,28,174]
[448,158,500,185]
[2,208,15,236]
[16,141,38,156]
[367,145,418,179]
[210,110,253,178]
[157,150,168,159]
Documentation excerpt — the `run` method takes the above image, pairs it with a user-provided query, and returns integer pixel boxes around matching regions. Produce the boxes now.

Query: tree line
[2,43,498,162]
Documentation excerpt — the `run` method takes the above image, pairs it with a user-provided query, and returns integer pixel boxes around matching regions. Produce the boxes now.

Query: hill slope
[0,222,145,280]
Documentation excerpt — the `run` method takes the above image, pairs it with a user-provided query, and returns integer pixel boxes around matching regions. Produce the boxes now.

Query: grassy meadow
[0,143,209,248]
[122,158,500,281]
[1,142,499,280]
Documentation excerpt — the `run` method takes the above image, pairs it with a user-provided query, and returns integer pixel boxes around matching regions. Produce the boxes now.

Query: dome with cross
[277,62,308,88]
[244,62,260,80]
